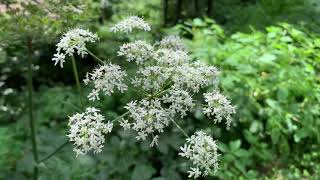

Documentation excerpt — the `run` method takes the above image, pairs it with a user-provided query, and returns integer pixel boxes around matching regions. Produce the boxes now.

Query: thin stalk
[38,141,69,163]
[154,86,173,97]
[27,37,38,180]
[71,56,84,110]
[87,50,106,64]
[111,111,130,123]
[61,100,82,111]
[171,119,189,138]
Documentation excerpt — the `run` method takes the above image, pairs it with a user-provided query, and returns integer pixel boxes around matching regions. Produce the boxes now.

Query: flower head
[203,91,236,128]
[157,35,186,51]
[179,131,219,178]
[118,40,155,65]
[172,61,220,93]
[110,16,151,33]
[162,88,194,117]
[67,107,113,156]
[52,28,99,68]
[123,99,172,143]
[84,63,128,101]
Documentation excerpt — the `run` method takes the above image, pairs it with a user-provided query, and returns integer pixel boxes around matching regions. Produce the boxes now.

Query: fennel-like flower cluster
[52,16,235,178]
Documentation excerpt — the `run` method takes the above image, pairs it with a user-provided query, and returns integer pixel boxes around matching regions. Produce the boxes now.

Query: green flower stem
[171,119,190,138]
[71,56,84,110]
[111,111,130,123]
[38,141,69,163]
[87,50,106,64]
[61,100,82,111]
[27,37,39,180]
[154,86,173,97]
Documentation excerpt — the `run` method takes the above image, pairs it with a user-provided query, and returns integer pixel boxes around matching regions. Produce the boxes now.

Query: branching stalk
[38,141,69,163]
[87,50,106,64]
[171,119,189,138]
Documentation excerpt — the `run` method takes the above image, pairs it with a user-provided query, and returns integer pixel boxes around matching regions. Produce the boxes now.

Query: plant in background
[181,18,320,178]
[49,16,236,178]
[0,1,100,179]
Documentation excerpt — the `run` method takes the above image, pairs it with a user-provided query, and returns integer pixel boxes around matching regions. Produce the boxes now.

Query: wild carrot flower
[179,131,219,178]
[157,35,186,51]
[84,63,128,101]
[123,99,172,142]
[67,107,113,156]
[110,16,151,33]
[52,28,98,68]
[118,40,155,64]
[203,91,236,128]
[162,88,194,117]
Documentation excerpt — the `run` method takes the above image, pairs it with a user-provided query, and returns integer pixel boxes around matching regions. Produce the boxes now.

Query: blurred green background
[0,0,319,179]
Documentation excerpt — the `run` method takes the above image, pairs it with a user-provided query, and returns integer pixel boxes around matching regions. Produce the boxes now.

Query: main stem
[71,56,84,109]
[27,37,38,180]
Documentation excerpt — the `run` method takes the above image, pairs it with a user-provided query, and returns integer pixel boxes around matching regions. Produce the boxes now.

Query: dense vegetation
[1,0,319,179]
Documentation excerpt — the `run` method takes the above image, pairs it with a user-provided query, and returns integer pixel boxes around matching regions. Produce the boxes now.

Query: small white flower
[52,53,66,68]
[84,63,128,101]
[110,16,151,33]
[150,135,159,147]
[203,91,236,128]
[52,28,99,68]
[67,107,113,156]
[179,131,219,178]
[188,167,202,178]
[3,88,13,95]
[0,106,8,112]
[119,118,131,130]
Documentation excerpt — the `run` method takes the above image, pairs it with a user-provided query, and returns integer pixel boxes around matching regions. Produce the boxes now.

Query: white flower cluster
[52,16,235,177]
[67,107,113,156]
[171,61,220,93]
[84,63,128,101]
[157,35,186,51]
[203,91,236,128]
[52,28,98,68]
[110,16,151,33]
[162,88,194,117]
[132,66,169,92]
[122,99,172,142]
[118,40,155,65]
[155,49,189,66]
[179,131,219,178]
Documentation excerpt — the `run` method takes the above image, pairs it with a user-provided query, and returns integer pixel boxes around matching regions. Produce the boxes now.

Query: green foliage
[179,18,320,178]
[0,126,24,177]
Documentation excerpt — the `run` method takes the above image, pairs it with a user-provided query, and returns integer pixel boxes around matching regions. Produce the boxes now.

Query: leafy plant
[180,18,320,178]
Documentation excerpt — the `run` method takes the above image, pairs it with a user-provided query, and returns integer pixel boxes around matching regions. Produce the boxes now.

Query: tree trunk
[207,0,213,16]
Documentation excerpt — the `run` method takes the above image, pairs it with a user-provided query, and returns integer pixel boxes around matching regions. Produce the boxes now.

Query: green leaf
[230,140,241,152]
[131,165,156,180]
[258,53,276,62]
